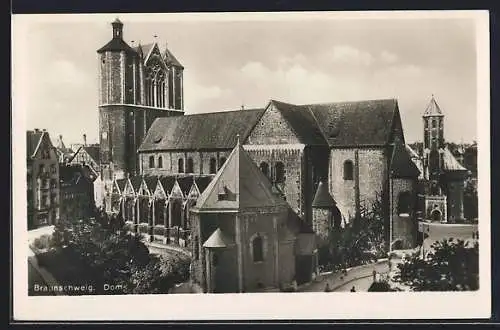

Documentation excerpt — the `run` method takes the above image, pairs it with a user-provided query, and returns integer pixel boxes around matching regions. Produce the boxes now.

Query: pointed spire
[423,94,444,117]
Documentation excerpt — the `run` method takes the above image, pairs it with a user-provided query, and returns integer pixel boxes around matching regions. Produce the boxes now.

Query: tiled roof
[143,175,158,192]
[270,100,328,146]
[195,176,214,194]
[138,109,266,152]
[194,141,289,211]
[130,176,143,191]
[83,146,100,163]
[307,99,399,147]
[159,176,176,194]
[442,147,467,172]
[26,130,43,159]
[177,176,195,196]
[423,95,444,117]
[116,178,127,192]
[390,138,421,178]
[60,164,94,185]
[312,181,336,208]
[97,37,136,54]
[164,47,183,68]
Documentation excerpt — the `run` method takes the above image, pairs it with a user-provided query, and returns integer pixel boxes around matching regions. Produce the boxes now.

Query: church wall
[106,52,124,104]
[391,178,417,249]
[245,149,303,218]
[329,148,387,221]
[240,212,279,292]
[139,150,231,176]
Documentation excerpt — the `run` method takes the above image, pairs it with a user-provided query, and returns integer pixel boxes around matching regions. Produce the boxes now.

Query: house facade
[27,129,60,229]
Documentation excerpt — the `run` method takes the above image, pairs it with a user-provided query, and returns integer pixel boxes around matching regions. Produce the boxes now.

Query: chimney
[83,134,87,146]
[34,128,40,133]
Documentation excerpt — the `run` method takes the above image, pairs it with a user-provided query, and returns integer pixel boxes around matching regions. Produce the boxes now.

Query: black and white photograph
[12,11,490,320]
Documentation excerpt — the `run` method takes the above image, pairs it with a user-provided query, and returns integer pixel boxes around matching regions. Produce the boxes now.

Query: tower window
[186,158,194,173]
[260,162,269,178]
[343,160,354,181]
[178,158,184,173]
[209,158,217,174]
[252,234,264,262]
[275,162,285,183]
[158,156,163,168]
[432,120,437,128]
[149,155,155,168]
[397,191,412,216]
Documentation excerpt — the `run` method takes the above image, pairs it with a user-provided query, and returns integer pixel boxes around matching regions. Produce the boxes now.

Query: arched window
[209,158,217,174]
[219,157,227,170]
[186,158,194,173]
[343,160,354,181]
[260,162,269,177]
[275,162,285,183]
[432,119,437,128]
[178,158,184,173]
[158,156,163,168]
[252,235,264,262]
[149,155,155,168]
[397,191,412,215]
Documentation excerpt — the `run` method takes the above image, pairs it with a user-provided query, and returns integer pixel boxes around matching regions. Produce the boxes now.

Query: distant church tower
[422,95,445,181]
[97,18,184,181]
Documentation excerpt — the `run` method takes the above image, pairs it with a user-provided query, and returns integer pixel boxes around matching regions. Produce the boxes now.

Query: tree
[463,178,478,220]
[319,195,387,271]
[49,212,191,294]
[392,238,479,291]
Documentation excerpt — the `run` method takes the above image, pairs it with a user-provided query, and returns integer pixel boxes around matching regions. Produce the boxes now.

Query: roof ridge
[299,98,397,107]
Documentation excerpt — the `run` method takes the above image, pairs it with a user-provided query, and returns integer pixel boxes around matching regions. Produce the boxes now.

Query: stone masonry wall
[329,148,387,222]
[391,178,417,249]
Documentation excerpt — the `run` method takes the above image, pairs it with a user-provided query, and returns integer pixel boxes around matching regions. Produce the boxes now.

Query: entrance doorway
[431,209,442,222]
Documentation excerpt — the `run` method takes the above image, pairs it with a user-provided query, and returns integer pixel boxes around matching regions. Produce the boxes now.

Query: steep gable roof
[164,47,184,69]
[390,138,421,178]
[269,100,328,146]
[138,109,266,152]
[194,140,289,211]
[83,146,101,163]
[27,130,44,159]
[177,176,195,197]
[195,176,215,194]
[307,99,399,147]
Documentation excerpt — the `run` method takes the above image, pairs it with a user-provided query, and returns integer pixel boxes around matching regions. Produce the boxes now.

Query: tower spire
[111,18,124,39]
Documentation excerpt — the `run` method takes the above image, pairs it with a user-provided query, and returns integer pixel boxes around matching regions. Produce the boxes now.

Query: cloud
[43,59,91,86]
[379,50,398,64]
[322,45,374,67]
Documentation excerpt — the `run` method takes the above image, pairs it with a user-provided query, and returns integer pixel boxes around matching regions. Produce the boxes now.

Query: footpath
[298,259,391,292]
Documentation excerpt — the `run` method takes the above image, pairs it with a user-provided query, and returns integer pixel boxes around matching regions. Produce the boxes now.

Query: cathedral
[95,19,469,288]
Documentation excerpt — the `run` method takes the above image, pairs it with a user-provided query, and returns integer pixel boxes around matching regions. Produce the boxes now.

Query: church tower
[97,18,184,182]
[422,95,445,180]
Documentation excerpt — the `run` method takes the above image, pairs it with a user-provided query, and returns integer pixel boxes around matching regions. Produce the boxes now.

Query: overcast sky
[14,13,480,145]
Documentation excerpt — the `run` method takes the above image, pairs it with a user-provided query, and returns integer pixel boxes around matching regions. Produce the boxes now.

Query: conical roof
[390,137,421,178]
[423,95,444,117]
[312,181,336,208]
[203,228,233,248]
[194,139,288,211]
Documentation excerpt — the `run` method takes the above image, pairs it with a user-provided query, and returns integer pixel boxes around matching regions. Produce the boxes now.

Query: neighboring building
[69,142,101,173]
[54,134,74,164]
[59,164,97,222]
[27,129,60,229]
[411,96,470,224]
[189,141,316,293]
[97,19,184,181]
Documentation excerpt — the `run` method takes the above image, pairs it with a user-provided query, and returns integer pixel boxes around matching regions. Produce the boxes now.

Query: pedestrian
[350,286,356,292]
[372,269,377,282]
[324,283,332,292]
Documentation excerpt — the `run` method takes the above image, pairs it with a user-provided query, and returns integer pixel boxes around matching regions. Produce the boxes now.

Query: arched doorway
[431,209,442,222]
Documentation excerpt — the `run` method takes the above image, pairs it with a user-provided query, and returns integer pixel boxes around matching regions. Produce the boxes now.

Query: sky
[13,12,480,146]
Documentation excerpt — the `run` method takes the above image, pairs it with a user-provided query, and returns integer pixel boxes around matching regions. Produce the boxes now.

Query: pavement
[299,259,391,292]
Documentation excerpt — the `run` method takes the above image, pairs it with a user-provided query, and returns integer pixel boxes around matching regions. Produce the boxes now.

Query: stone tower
[97,18,184,182]
[422,95,445,180]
